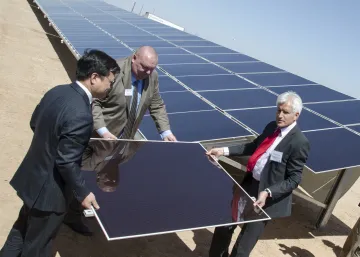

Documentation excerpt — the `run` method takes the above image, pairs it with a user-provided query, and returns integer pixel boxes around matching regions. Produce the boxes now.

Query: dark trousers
[63,197,84,224]
[209,175,267,257]
[209,221,268,257]
[0,204,65,257]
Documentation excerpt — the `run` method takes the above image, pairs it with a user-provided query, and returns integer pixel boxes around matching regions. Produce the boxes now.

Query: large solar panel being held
[81,139,270,240]
[34,0,360,175]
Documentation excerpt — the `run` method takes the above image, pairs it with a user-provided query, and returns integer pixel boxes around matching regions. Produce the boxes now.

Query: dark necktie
[122,81,139,139]
[246,128,281,172]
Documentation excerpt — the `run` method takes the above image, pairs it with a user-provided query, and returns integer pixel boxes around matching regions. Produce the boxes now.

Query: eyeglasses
[105,76,116,86]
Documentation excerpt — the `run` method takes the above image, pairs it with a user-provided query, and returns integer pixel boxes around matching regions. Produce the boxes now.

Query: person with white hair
[206,91,310,257]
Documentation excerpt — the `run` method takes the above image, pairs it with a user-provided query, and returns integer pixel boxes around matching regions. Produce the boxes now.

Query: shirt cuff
[223,147,229,156]
[97,127,109,137]
[160,130,172,139]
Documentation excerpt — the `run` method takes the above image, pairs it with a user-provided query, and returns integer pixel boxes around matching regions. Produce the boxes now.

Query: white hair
[276,91,303,114]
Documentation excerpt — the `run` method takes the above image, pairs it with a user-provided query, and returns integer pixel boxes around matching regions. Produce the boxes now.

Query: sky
[105,0,360,99]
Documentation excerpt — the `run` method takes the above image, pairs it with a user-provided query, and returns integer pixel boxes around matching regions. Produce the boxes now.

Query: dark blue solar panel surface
[227,108,339,134]
[162,35,204,41]
[347,125,360,133]
[270,85,354,103]
[185,47,237,54]
[161,63,228,76]
[81,140,268,239]
[200,54,259,62]
[158,77,186,92]
[159,92,213,113]
[140,111,252,141]
[221,62,283,73]
[174,41,220,47]
[242,72,316,86]
[153,47,188,55]
[305,100,360,125]
[178,75,257,91]
[304,129,360,172]
[70,40,125,47]
[198,89,277,110]
[157,54,206,64]
[128,41,174,48]
[113,35,159,41]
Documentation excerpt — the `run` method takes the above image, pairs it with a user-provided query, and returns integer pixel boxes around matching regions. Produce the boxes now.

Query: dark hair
[76,49,120,81]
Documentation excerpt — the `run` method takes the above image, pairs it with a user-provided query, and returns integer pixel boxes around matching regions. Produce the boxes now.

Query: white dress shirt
[76,81,92,104]
[224,121,297,182]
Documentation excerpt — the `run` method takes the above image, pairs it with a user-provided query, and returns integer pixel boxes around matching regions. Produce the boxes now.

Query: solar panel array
[35,0,360,173]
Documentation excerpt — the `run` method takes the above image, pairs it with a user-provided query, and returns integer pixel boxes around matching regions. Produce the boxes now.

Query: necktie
[246,128,281,172]
[122,81,139,139]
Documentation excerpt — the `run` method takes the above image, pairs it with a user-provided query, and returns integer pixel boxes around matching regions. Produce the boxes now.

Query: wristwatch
[265,188,271,197]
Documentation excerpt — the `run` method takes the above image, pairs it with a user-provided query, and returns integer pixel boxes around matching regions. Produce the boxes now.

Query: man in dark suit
[206,91,310,257]
[0,49,120,257]
[92,45,177,141]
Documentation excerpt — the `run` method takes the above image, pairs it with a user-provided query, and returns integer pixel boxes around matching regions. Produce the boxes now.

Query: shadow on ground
[260,195,351,241]
[53,220,213,257]
[27,0,77,81]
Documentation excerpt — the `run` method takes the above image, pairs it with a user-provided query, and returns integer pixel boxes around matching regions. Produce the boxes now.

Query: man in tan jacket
[92,45,176,141]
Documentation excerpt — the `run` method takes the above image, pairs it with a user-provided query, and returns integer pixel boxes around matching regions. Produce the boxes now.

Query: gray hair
[276,91,303,114]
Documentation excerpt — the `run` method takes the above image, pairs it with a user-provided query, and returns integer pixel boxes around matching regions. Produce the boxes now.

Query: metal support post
[316,169,351,228]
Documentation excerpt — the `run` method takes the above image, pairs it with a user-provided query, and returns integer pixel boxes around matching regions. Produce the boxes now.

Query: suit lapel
[274,124,299,152]
[121,57,133,113]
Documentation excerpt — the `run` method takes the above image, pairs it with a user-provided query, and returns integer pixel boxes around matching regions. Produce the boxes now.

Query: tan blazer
[92,55,171,138]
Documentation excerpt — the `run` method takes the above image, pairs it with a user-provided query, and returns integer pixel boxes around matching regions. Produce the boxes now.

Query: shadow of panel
[53,219,214,257]
[27,0,77,81]
[278,243,316,257]
[259,194,352,240]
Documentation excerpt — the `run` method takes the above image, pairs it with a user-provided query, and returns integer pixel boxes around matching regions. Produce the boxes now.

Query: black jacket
[10,82,93,213]
[229,121,310,218]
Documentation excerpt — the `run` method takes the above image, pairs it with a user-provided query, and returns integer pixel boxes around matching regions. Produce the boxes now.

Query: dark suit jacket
[229,121,310,218]
[92,56,171,138]
[10,82,93,213]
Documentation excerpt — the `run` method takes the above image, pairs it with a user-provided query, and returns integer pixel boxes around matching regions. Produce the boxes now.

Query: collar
[279,121,297,138]
[131,72,138,84]
[76,81,92,104]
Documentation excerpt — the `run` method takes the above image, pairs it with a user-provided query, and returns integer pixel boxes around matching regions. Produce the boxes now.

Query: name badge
[270,150,283,163]
[125,89,133,96]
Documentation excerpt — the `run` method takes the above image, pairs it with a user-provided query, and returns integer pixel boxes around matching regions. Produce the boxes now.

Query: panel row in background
[36,0,360,174]
[152,76,357,131]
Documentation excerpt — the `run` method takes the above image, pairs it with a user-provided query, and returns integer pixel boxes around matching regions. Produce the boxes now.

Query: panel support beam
[315,169,351,228]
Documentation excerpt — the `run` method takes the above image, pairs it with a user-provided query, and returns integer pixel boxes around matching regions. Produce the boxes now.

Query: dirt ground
[0,0,359,256]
